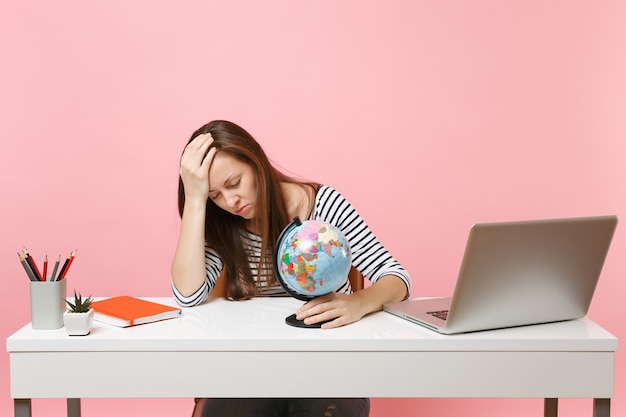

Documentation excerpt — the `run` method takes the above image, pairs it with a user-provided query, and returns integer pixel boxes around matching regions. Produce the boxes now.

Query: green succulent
[66,290,93,313]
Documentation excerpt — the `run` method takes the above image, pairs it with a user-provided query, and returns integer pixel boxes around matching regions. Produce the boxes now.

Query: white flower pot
[63,309,94,336]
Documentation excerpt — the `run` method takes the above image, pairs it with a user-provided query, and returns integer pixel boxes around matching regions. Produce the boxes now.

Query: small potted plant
[63,290,94,336]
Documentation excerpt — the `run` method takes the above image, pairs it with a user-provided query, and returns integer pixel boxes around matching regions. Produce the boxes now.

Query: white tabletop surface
[7,297,618,353]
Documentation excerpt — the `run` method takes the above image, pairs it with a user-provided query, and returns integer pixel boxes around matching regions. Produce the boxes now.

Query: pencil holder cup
[29,279,67,330]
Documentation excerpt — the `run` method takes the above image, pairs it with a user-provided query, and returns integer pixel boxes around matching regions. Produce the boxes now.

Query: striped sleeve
[171,245,223,307]
[313,185,412,297]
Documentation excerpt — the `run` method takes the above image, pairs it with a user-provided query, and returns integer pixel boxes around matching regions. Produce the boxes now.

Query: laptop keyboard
[427,310,449,321]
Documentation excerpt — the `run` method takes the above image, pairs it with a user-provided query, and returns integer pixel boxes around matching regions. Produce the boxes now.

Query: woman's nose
[225,192,240,208]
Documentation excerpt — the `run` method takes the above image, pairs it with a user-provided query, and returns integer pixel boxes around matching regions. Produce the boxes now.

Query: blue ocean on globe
[275,219,352,299]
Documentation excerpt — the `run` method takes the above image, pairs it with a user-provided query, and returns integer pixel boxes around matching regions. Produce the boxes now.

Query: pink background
[1,1,625,416]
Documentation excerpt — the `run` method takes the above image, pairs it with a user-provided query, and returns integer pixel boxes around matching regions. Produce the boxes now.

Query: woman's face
[207,151,258,219]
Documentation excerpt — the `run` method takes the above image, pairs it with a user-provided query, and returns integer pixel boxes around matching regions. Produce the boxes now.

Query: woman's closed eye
[209,178,240,200]
[226,178,241,190]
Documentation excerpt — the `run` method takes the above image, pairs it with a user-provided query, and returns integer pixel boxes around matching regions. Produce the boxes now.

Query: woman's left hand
[294,275,409,329]
[295,292,367,329]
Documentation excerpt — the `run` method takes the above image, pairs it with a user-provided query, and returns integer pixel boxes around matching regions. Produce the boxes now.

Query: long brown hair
[177,120,317,300]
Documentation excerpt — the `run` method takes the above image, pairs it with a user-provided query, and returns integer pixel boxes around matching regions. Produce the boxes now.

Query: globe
[274,217,352,327]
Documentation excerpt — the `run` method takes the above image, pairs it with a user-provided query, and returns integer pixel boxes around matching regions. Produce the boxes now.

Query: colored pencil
[43,255,48,282]
[50,255,60,282]
[23,248,43,281]
[56,254,71,281]
[57,250,76,281]
[18,252,38,282]
[59,250,76,280]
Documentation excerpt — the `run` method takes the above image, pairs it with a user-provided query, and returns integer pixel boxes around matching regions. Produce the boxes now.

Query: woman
[171,120,411,417]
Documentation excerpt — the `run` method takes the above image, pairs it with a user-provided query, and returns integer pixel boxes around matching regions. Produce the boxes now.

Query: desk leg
[14,399,32,417]
[593,399,610,417]
[544,398,558,417]
[67,398,81,417]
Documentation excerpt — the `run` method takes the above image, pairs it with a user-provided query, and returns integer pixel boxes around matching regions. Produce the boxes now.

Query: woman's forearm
[171,199,209,296]
[353,274,409,315]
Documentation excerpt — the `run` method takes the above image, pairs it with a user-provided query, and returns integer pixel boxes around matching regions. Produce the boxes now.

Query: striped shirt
[172,185,411,306]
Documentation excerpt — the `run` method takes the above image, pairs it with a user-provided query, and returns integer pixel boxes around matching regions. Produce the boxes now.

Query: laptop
[383,215,618,334]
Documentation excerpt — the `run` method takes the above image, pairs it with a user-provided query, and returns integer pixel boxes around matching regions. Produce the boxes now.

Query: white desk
[7,297,618,417]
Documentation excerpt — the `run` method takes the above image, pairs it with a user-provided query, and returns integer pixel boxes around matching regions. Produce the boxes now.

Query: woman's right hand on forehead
[180,133,217,203]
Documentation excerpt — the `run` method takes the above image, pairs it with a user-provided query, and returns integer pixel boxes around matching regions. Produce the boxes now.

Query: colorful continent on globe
[280,222,344,293]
